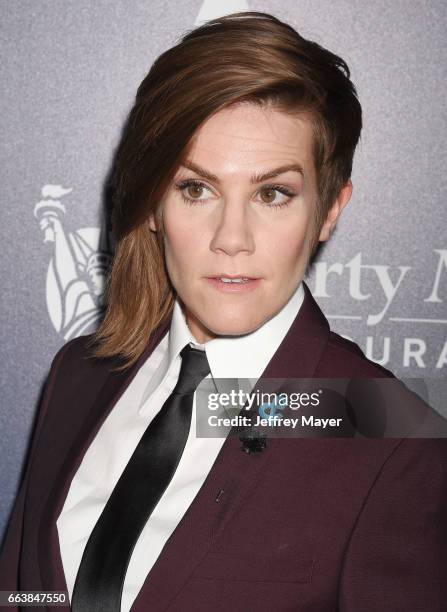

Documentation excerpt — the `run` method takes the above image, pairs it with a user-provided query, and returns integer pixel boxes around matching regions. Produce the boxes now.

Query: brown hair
[87,10,362,369]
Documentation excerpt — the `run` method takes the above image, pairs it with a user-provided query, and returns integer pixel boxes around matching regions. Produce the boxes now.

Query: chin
[204,315,265,338]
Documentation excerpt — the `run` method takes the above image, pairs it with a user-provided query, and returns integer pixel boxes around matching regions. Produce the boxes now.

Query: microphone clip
[239,427,267,454]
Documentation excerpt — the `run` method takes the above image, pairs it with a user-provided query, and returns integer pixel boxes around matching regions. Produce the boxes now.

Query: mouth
[204,274,262,293]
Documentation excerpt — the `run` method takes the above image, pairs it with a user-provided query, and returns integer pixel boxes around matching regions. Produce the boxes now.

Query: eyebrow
[180,160,304,184]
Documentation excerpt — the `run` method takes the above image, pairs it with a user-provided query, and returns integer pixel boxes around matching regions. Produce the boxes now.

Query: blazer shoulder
[46,334,115,400]
[51,333,106,372]
[317,330,395,378]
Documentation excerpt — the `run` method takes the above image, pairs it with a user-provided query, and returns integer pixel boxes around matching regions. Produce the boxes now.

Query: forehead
[185,103,315,180]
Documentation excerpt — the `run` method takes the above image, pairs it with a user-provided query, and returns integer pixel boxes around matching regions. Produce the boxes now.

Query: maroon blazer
[1,282,446,611]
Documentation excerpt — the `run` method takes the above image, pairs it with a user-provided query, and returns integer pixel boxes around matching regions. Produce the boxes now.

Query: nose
[209,197,255,257]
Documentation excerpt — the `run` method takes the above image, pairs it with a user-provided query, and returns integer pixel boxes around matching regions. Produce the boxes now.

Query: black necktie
[71,344,211,612]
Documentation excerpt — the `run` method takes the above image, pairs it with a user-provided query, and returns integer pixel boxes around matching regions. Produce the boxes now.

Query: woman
[1,11,446,612]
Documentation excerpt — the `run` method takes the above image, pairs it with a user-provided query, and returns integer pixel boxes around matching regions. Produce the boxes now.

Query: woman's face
[150,103,350,343]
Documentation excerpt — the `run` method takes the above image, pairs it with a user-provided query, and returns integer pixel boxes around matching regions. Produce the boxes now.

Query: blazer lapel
[130,281,330,610]
[38,317,172,592]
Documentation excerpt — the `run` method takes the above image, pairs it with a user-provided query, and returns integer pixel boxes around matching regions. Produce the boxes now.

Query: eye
[174,179,212,205]
[174,179,297,209]
[257,184,296,209]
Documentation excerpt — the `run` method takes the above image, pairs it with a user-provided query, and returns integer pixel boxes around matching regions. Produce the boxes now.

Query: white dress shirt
[57,281,304,611]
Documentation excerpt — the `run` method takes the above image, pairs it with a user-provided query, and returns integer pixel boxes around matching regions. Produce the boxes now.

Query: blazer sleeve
[338,437,447,610]
[0,339,76,589]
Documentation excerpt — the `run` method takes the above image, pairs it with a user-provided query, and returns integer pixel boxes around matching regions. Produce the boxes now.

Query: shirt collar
[168,281,304,379]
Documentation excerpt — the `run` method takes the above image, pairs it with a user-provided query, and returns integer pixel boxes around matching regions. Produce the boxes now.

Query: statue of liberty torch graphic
[34,185,113,340]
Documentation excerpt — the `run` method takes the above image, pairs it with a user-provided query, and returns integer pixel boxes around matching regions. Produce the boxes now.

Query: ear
[318,179,353,242]
[148,213,157,232]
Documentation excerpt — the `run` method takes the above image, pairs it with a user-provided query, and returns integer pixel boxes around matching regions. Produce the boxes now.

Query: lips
[204,275,262,293]
[206,274,260,280]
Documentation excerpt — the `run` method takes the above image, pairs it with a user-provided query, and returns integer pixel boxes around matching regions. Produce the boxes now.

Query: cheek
[164,227,186,257]
[162,211,203,274]
[163,205,187,247]
[264,220,312,271]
